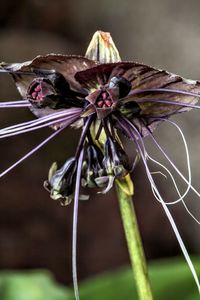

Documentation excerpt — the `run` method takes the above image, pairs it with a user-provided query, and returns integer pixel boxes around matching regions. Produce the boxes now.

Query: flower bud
[44,158,77,205]
[118,101,141,119]
[85,31,121,63]
[103,137,130,178]
[81,144,104,188]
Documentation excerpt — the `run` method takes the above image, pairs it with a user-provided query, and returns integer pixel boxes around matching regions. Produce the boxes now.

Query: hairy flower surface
[0,31,200,298]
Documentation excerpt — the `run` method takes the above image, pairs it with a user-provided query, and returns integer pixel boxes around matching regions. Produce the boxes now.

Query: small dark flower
[103,137,130,177]
[0,31,200,297]
[81,143,104,188]
[44,157,77,205]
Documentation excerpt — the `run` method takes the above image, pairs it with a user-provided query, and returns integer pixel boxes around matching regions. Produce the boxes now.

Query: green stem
[116,184,154,300]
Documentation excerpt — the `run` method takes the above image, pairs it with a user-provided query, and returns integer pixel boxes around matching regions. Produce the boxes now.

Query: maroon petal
[76,60,200,117]
[75,62,136,89]
[1,55,98,98]
[120,62,200,118]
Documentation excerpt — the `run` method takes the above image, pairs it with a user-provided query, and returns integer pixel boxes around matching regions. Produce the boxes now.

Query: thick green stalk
[86,30,153,300]
[116,184,154,300]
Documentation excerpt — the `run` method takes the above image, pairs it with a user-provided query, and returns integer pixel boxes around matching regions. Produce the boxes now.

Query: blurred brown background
[0,0,199,285]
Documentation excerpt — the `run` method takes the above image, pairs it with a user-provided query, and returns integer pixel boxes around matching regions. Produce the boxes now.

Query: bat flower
[0,31,200,297]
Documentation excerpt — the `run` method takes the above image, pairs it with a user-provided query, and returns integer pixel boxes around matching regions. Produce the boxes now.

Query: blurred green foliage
[80,257,200,300]
[0,270,72,300]
[0,257,199,300]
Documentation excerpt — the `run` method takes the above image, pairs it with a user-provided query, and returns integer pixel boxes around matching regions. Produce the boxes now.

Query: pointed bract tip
[85,30,121,63]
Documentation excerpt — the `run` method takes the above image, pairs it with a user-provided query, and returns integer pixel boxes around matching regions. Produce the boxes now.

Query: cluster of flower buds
[45,135,130,204]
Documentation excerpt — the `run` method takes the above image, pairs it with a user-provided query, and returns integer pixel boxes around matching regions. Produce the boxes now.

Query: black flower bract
[0,31,200,298]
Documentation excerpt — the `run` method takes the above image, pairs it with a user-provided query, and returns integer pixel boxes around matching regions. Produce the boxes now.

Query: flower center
[28,78,55,103]
[96,90,113,108]
[31,82,42,101]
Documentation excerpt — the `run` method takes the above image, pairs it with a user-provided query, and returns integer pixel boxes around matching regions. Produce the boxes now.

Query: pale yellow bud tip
[85,30,121,63]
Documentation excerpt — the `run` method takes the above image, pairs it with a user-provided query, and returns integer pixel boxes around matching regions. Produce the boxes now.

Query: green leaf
[0,258,199,300]
[0,270,72,300]
[79,257,200,300]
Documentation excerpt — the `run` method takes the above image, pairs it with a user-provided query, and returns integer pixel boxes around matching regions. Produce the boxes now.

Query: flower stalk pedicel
[86,32,153,300]
[0,30,200,299]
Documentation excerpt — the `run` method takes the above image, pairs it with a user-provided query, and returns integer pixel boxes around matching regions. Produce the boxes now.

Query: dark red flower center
[96,91,113,108]
[31,84,42,101]
[28,78,55,102]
